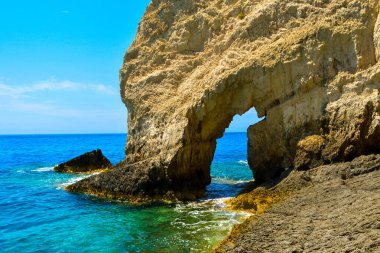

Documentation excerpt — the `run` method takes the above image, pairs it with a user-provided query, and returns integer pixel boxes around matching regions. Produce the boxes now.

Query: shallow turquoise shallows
[0,133,253,253]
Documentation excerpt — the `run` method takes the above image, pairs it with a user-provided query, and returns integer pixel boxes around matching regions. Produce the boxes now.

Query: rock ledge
[214,154,380,253]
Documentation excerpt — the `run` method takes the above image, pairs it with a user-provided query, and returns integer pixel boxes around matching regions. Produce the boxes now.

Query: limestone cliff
[67,0,380,201]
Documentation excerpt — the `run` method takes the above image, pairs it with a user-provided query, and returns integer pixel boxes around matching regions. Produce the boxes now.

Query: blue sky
[0,0,259,134]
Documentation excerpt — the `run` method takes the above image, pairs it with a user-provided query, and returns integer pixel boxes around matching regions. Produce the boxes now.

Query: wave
[212,177,250,185]
[57,176,87,189]
[238,160,248,165]
[172,197,252,232]
[56,172,100,190]
[174,197,230,214]
[32,166,55,172]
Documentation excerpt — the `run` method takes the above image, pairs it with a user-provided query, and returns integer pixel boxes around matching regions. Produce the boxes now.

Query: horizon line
[0,131,247,136]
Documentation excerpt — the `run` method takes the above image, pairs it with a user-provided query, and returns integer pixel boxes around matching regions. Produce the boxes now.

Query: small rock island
[54,149,112,173]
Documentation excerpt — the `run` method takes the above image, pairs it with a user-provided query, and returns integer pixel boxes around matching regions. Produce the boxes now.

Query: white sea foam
[238,160,248,165]
[175,197,233,213]
[57,176,86,189]
[210,197,230,208]
[172,197,252,232]
[56,173,98,190]
[212,177,250,185]
[17,170,26,173]
[32,166,55,172]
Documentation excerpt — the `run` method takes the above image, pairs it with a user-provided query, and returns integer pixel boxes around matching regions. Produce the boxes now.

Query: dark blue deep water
[0,133,253,252]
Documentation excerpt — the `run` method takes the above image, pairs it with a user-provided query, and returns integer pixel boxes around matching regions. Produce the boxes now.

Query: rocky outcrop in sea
[54,149,112,173]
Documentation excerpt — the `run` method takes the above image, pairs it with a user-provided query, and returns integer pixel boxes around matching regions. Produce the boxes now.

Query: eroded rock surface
[68,0,380,200]
[54,149,112,173]
[214,154,380,253]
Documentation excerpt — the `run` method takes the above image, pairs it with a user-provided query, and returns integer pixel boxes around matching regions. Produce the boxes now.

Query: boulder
[54,149,112,173]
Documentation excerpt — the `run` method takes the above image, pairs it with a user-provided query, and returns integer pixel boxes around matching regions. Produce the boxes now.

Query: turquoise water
[0,133,253,252]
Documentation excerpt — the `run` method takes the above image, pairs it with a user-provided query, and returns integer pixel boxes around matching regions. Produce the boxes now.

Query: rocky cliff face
[68,0,380,201]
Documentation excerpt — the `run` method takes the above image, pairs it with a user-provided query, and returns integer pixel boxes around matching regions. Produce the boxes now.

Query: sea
[0,133,253,253]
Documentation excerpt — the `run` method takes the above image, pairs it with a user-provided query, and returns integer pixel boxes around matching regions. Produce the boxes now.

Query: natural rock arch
[68,0,380,201]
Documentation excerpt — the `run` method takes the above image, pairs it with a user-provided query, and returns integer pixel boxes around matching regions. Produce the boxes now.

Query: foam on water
[170,196,251,247]
[32,166,55,172]
[57,173,99,189]
[213,177,251,185]
[238,160,248,165]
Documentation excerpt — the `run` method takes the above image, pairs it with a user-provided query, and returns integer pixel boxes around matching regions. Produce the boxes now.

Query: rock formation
[54,149,112,173]
[68,0,380,201]
[214,154,380,252]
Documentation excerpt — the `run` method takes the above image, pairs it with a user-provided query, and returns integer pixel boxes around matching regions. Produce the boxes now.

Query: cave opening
[206,107,263,199]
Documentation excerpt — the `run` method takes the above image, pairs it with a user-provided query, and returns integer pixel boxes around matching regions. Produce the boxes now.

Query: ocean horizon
[0,132,246,136]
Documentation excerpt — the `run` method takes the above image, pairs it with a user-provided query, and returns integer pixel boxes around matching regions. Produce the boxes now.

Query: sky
[0,0,259,134]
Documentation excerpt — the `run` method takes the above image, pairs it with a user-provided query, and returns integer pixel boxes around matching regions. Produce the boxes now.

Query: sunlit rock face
[68,0,380,200]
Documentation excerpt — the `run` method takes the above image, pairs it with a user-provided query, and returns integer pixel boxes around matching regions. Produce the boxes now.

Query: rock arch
[68,0,380,201]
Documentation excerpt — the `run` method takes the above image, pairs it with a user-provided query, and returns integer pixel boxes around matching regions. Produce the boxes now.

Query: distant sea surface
[0,133,253,252]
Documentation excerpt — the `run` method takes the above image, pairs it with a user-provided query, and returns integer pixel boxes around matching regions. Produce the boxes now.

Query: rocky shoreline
[214,154,380,252]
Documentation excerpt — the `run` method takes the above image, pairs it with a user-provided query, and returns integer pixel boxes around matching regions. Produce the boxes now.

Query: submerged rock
[68,0,380,200]
[54,149,112,173]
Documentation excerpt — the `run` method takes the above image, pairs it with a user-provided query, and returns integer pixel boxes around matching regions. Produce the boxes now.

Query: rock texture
[68,0,380,200]
[214,154,380,253]
[294,135,326,170]
[54,149,112,173]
